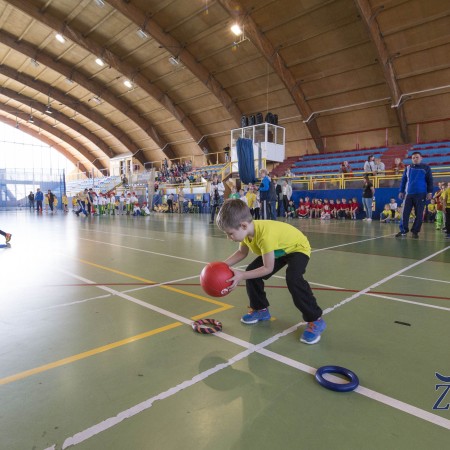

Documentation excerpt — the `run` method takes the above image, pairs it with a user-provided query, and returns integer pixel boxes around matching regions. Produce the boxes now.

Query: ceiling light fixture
[95,57,105,66]
[91,96,102,104]
[30,58,40,67]
[123,79,133,89]
[65,78,74,84]
[136,28,149,40]
[55,33,66,44]
[28,115,34,124]
[168,56,180,66]
[231,24,243,36]
[94,0,105,7]
[45,105,52,114]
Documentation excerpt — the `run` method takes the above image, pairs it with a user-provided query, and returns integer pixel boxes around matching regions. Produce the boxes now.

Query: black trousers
[245,252,322,322]
[400,193,426,233]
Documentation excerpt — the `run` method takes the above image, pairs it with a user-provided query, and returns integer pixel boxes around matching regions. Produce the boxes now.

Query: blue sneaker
[300,318,326,344]
[241,308,271,324]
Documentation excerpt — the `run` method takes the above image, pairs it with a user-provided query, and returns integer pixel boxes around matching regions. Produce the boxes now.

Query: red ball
[200,262,234,297]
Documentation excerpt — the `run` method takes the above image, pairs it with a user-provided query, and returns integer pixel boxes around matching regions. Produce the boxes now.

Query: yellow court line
[78,258,232,308]
[0,322,183,386]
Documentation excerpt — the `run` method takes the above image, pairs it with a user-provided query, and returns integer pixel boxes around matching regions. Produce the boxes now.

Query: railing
[285,166,450,191]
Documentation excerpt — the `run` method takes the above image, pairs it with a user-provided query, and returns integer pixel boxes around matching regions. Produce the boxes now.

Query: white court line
[312,233,396,252]
[79,232,394,268]
[45,246,450,449]
[79,238,210,265]
[366,292,450,311]
[83,229,165,241]
[400,275,450,284]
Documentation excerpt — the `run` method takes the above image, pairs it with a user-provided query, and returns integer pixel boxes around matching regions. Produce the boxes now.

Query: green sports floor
[0,211,449,450]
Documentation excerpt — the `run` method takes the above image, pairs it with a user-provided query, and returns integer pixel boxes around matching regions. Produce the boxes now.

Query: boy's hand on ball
[227,270,244,291]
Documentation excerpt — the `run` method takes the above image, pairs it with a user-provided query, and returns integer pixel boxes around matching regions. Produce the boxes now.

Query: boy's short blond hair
[216,199,253,230]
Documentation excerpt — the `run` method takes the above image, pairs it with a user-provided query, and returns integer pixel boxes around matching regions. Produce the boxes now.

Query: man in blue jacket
[35,188,44,213]
[396,152,433,239]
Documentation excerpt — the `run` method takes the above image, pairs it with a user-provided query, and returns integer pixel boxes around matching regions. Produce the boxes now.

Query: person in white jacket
[282,180,293,218]
[209,174,225,224]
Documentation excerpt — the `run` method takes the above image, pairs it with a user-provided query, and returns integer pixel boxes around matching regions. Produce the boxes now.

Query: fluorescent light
[91,96,102,104]
[30,58,40,67]
[65,78,74,84]
[28,116,34,123]
[95,57,105,66]
[136,28,149,40]
[168,56,180,66]
[123,79,133,89]
[55,33,65,43]
[45,106,52,114]
[231,24,243,36]
[94,0,105,7]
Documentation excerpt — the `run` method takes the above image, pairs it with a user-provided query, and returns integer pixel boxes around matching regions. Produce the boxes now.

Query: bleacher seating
[66,175,121,195]
[291,147,388,175]
[406,142,450,166]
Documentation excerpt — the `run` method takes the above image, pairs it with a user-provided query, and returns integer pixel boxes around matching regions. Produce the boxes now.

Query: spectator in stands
[28,191,35,210]
[183,173,190,189]
[223,145,230,162]
[340,161,353,177]
[396,151,433,238]
[363,155,376,176]
[362,175,375,221]
[374,158,385,176]
[392,157,405,176]
[285,168,293,177]
[209,174,225,224]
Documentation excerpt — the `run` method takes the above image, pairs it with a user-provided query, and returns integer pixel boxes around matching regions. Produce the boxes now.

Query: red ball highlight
[200,262,234,297]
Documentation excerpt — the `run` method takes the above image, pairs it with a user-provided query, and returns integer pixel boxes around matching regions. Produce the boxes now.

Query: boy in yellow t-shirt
[443,185,450,239]
[216,199,325,344]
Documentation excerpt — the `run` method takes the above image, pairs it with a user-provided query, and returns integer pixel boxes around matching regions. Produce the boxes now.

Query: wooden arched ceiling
[0,0,448,166]
[0,114,90,173]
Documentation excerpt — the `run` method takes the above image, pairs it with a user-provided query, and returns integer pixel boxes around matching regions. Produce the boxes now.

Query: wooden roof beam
[105,0,243,126]
[0,64,143,160]
[354,0,409,143]
[0,29,174,163]
[0,86,115,159]
[0,103,107,172]
[7,0,213,155]
[217,0,325,152]
[0,114,89,173]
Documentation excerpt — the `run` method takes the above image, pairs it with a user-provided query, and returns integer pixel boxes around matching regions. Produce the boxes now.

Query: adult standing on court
[362,175,375,221]
[282,179,292,218]
[209,174,225,224]
[35,188,44,213]
[27,191,34,210]
[47,190,55,213]
[396,151,433,239]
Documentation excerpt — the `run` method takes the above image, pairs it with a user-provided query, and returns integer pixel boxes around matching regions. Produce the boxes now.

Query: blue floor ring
[315,365,359,392]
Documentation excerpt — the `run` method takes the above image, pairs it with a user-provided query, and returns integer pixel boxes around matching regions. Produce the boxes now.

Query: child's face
[390,199,395,203]
[223,224,249,242]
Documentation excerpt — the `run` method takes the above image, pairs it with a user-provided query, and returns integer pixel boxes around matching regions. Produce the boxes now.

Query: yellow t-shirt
[246,192,256,209]
[242,220,311,258]
[427,204,436,213]
[443,187,450,208]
